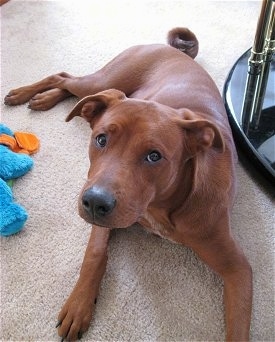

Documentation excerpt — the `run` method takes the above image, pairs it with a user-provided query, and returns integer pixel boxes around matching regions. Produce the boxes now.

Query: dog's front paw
[56,286,97,341]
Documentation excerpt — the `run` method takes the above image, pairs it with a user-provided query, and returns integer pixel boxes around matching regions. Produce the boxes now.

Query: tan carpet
[1,0,274,341]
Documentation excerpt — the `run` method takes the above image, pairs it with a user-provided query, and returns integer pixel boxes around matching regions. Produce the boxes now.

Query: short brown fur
[5,28,252,341]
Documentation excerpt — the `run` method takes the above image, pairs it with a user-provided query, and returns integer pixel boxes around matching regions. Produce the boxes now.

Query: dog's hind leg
[4,72,75,108]
[27,88,72,111]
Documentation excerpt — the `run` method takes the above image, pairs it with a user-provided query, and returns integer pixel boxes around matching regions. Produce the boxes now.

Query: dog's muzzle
[82,186,116,221]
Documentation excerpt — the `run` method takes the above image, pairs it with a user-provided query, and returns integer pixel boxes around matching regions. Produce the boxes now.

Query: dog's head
[66,89,224,228]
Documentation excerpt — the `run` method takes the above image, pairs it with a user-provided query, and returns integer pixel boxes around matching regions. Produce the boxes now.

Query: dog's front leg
[185,216,252,341]
[57,226,111,341]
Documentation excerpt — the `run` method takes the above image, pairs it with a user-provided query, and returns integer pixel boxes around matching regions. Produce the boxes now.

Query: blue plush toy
[0,178,28,236]
[0,124,38,237]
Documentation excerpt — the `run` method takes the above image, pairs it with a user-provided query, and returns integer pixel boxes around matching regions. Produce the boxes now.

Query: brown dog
[4,28,252,341]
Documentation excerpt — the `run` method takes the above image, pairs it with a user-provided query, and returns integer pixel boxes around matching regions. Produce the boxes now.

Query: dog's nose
[82,186,116,218]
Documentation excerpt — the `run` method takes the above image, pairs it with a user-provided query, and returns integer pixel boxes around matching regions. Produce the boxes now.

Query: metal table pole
[241,0,275,135]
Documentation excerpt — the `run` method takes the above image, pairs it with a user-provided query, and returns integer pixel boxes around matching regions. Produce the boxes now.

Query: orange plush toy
[0,130,39,155]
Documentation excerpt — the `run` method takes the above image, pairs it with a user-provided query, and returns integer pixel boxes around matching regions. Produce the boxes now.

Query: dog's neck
[139,210,175,241]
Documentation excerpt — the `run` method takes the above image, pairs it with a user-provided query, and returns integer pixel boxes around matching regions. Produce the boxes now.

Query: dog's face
[66,89,224,228]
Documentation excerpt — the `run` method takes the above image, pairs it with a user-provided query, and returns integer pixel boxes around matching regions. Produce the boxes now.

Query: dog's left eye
[146,151,162,163]
[96,134,107,147]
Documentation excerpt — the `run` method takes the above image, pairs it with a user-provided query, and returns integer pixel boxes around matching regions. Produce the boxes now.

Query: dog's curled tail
[167,27,199,59]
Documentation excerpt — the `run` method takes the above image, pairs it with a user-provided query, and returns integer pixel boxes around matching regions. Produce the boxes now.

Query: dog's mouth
[80,210,136,229]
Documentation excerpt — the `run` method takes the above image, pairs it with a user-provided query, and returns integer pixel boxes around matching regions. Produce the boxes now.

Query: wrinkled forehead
[93,100,180,141]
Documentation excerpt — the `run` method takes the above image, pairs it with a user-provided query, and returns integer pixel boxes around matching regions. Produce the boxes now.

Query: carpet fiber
[1,1,274,341]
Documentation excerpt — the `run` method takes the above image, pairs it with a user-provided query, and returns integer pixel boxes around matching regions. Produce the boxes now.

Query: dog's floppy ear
[66,89,126,126]
[175,117,225,155]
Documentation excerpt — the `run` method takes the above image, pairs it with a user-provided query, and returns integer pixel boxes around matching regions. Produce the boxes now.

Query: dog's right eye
[95,134,107,147]
[146,150,162,163]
